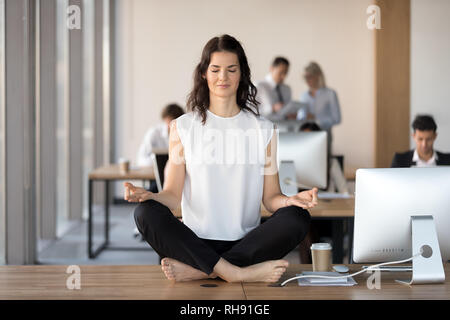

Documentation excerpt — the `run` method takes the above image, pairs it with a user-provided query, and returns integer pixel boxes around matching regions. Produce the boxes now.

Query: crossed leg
[134,200,310,283]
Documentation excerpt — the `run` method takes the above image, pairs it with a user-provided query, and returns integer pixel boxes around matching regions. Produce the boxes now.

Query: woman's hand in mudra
[123,182,153,202]
[286,187,318,209]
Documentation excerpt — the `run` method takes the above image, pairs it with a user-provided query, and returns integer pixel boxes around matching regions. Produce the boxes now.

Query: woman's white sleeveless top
[176,108,274,240]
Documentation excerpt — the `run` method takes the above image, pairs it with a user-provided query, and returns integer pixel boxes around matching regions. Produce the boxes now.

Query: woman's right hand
[123,182,153,202]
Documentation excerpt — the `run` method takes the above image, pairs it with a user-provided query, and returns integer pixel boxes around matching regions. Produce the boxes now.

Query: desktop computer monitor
[353,167,450,265]
[277,131,328,190]
[273,120,304,133]
[150,149,169,192]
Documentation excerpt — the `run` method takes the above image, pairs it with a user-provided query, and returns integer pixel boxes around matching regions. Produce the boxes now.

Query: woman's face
[304,72,319,89]
[205,51,241,99]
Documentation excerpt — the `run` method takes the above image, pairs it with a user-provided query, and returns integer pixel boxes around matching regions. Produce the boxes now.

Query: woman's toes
[278,260,289,268]
[161,258,169,266]
[163,269,174,280]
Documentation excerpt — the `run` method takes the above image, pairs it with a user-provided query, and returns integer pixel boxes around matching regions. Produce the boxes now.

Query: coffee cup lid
[310,243,332,250]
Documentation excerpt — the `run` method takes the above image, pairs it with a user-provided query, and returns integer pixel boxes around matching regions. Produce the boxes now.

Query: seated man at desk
[391,114,450,167]
[137,103,185,192]
[256,57,292,119]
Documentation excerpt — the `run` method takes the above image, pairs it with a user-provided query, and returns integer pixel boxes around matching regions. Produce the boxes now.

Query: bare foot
[239,260,289,283]
[161,258,216,282]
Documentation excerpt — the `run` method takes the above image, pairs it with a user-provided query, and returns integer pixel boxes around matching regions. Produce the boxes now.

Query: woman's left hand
[286,187,318,209]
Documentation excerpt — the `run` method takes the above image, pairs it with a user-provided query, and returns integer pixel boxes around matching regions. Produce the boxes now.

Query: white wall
[411,0,450,151]
[115,0,375,179]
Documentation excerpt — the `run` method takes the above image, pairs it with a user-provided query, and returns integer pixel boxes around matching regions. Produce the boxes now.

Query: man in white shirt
[134,103,184,240]
[256,57,292,119]
[391,114,450,167]
[136,103,185,167]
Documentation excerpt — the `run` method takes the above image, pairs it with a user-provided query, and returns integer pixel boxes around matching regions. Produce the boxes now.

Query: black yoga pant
[134,199,311,275]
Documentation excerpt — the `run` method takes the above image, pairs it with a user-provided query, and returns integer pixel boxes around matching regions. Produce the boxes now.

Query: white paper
[317,192,353,199]
[296,272,357,286]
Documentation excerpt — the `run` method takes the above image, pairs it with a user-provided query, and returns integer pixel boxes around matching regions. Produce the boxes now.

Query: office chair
[150,152,171,264]
[151,152,169,192]
[133,152,169,243]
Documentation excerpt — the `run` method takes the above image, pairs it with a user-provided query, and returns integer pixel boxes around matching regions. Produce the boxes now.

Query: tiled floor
[38,204,301,266]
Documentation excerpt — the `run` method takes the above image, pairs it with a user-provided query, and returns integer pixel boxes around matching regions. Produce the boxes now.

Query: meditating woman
[124,34,317,283]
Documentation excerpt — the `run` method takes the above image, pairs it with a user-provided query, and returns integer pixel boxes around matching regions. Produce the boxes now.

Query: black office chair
[133,152,169,243]
[151,152,169,192]
[151,152,171,263]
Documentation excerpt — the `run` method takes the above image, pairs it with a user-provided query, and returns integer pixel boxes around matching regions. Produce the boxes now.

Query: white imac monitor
[273,120,304,133]
[277,131,328,190]
[353,167,450,284]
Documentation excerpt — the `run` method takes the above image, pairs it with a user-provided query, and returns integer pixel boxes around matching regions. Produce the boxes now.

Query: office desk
[1,264,448,300]
[0,265,244,300]
[88,165,155,258]
[88,164,354,263]
[171,198,354,218]
[243,263,450,300]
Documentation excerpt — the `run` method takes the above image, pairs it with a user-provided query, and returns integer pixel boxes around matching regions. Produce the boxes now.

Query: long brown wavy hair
[186,34,260,124]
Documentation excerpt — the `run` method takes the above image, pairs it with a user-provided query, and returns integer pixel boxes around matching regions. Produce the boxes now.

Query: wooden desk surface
[243,263,450,300]
[261,197,354,218]
[89,164,155,181]
[0,265,244,300]
[172,198,354,219]
[1,264,449,300]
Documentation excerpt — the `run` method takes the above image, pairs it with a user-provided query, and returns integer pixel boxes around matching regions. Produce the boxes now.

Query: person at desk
[256,57,292,119]
[297,62,341,152]
[391,114,450,167]
[136,103,185,192]
[137,103,185,166]
[124,34,317,283]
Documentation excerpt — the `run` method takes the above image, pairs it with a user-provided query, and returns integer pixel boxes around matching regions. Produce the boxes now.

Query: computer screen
[353,167,450,263]
[277,131,328,189]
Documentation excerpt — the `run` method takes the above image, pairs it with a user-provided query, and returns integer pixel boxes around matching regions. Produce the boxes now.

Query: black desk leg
[88,179,109,259]
[105,180,110,245]
[347,217,354,264]
[332,219,344,264]
[88,179,93,258]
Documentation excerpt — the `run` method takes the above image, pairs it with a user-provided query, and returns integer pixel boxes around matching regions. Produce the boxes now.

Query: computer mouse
[333,265,349,273]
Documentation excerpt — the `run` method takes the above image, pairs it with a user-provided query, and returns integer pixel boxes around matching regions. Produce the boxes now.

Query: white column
[0,0,6,265]
[4,0,37,264]
[38,0,57,239]
[68,0,83,220]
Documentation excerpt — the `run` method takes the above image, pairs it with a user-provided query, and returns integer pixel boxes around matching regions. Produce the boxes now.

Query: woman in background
[297,62,341,154]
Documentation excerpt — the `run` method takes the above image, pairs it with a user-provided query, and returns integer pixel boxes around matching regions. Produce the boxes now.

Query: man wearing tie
[391,114,450,167]
[256,57,292,118]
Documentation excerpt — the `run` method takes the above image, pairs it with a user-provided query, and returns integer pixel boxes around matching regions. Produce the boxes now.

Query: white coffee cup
[118,157,130,175]
[311,242,332,272]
